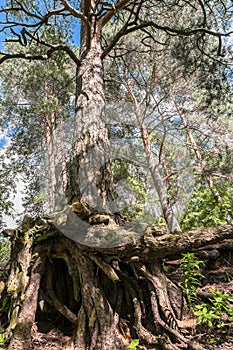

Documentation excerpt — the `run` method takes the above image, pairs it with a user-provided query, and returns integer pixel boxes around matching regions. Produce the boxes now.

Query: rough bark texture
[66,40,114,214]
[1,217,233,350]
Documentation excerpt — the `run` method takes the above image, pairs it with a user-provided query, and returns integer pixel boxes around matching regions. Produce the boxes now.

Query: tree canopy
[0,0,232,229]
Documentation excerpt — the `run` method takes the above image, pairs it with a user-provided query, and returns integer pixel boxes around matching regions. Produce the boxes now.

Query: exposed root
[46,264,78,324]
[72,254,127,350]
[2,221,228,350]
[139,264,205,350]
[8,253,46,350]
[119,270,159,345]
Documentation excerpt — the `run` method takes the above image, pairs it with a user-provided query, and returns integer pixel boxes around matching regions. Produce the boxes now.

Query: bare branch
[42,6,68,24]
[102,19,233,58]
[196,0,207,26]
[99,0,132,28]
[60,0,90,26]
[124,21,233,38]
[102,23,128,59]
[0,3,85,31]
[0,43,80,66]
[0,5,43,22]
[0,51,49,64]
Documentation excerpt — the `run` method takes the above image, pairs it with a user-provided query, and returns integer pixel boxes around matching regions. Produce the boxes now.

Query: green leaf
[128,339,139,349]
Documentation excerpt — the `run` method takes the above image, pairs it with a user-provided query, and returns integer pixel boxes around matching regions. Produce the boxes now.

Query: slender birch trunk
[172,97,232,224]
[45,110,57,211]
[124,74,181,233]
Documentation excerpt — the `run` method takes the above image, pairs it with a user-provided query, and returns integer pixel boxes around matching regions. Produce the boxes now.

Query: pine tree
[0,1,233,350]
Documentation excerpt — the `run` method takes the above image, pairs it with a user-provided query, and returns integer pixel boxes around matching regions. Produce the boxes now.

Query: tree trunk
[45,109,58,211]
[172,96,232,224]
[139,122,181,234]
[66,38,114,215]
[123,72,181,233]
[1,218,233,350]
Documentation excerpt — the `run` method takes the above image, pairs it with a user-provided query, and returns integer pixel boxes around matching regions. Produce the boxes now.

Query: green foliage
[180,253,233,329]
[127,339,139,350]
[112,159,148,220]
[209,289,233,319]
[0,330,5,350]
[0,159,15,229]
[0,240,11,268]
[194,289,233,328]
[194,303,220,327]
[179,253,205,307]
[181,182,233,230]
[0,333,4,344]
[0,36,76,221]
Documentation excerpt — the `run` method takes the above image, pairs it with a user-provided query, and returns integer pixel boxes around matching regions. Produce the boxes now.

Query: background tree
[106,24,233,229]
[0,157,15,228]
[0,34,76,221]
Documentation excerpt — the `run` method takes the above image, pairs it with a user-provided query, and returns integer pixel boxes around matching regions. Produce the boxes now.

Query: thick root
[2,221,231,349]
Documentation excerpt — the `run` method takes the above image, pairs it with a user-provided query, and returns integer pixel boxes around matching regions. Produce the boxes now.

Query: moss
[89,307,97,328]
[6,306,20,332]
[35,231,57,242]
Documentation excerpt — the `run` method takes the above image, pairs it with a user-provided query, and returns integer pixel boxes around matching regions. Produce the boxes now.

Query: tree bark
[45,109,57,211]
[66,36,114,215]
[1,218,233,350]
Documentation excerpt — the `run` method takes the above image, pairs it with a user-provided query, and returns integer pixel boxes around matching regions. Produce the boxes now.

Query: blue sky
[0,137,7,147]
[0,5,81,148]
[0,4,81,51]
[0,11,5,51]
[0,34,4,50]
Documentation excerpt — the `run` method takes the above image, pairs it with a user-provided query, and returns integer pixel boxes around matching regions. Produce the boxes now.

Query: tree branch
[102,19,233,58]
[0,2,87,31]
[101,23,128,58]
[0,6,43,22]
[99,0,132,28]
[127,21,233,38]
[60,0,90,26]
[0,5,69,28]
[0,43,80,66]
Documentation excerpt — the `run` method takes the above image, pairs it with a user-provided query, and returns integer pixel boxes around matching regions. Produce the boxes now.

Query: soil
[31,324,73,350]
